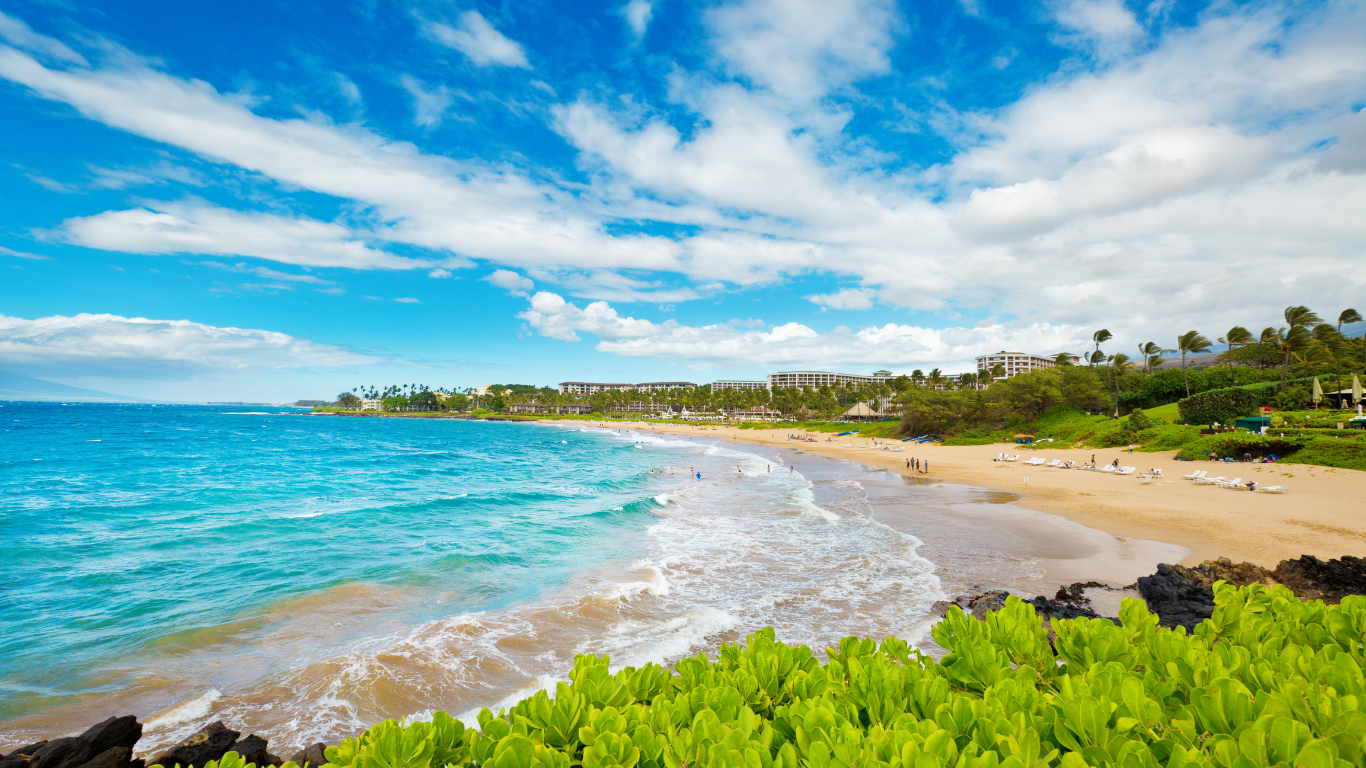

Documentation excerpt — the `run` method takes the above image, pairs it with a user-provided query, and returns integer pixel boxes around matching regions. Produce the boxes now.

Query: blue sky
[1,0,1364,401]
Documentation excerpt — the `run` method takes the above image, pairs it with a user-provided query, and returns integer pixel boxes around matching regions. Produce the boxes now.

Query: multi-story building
[559,382,636,396]
[974,352,1062,381]
[767,370,895,390]
[711,380,769,391]
[508,403,595,415]
[634,381,696,393]
[360,398,382,411]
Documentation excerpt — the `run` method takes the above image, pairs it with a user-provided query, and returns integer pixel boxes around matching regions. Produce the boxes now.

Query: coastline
[558,419,1366,568]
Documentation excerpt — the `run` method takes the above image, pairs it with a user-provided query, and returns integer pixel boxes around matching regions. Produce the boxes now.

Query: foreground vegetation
[159,583,1366,768]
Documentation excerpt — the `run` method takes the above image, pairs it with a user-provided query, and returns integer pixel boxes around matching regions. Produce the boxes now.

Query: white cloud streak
[518,291,1083,370]
[424,11,531,69]
[58,201,421,270]
[0,312,388,376]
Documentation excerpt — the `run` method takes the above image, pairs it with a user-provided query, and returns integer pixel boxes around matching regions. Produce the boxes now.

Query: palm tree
[1216,326,1254,385]
[1109,353,1132,415]
[1138,341,1174,374]
[1054,352,1073,366]
[1176,330,1213,397]
[1091,329,1112,367]
[1271,325,1313,390]
[927,368,944,389]
[1089,350,1106,366]
[1336,309,1362,396]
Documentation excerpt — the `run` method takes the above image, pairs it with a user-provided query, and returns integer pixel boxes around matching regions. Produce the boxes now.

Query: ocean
[0,403,945,755]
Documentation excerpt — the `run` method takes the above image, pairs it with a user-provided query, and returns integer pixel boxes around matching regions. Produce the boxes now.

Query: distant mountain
[0,370,142,402]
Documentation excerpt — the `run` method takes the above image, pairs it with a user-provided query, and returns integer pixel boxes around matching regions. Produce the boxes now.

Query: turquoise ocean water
[0,403,942,754]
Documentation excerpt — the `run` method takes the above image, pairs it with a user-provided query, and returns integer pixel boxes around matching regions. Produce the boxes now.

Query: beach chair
[1215,477,1243,489]
[1195,475,1225,485]
[1117,467,1136,475]
[1255,485,1288,493]
[1046,459,1061,468]
[1004,454,1018,462]
[1180,468,1204,480]
[1098,465,1115,473]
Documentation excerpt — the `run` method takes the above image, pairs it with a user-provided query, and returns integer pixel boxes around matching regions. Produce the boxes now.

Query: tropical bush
[1281,437,1366,471]
[1177,388,1261,426]
[1175,433,1311,461]
[163,584,1366,768]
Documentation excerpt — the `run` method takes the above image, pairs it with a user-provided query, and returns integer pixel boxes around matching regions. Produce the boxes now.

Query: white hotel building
[767,370,894,389]
[974,352,1081,381]
[710,380,769,391]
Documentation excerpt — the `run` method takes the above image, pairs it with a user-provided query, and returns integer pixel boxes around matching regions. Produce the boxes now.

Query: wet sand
[568,420,1366,568]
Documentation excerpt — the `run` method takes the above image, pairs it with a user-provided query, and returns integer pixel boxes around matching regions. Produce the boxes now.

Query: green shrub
[1177,388,1261,426]
[207,584,1366,768]
[1134,424,1203,451]
[1281,437,1366,471]
[1175,433,1311,461]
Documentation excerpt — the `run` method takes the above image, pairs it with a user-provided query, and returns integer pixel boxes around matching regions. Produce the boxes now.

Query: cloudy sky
[1,0,1363,401]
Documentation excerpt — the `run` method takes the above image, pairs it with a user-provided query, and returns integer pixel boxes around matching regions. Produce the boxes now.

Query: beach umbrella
[1312,377,1323,406]
[1354,374,1364,406]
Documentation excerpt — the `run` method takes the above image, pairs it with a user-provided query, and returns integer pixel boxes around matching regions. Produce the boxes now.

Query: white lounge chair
[1255,485,1288,494]
[1099,465,1116,473]
[1195,475,1226,485]
[1215,477,1242,489]
[1117,467,1136,475]
[1046,459,1062,468]
[1005,454,1019,462]
[1180,468,1205,480]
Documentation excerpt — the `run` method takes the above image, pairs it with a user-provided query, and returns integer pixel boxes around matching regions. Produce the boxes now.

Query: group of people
[905,457,928,474]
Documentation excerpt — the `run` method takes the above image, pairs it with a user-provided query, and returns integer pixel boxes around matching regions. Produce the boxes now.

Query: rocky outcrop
[1271,555,1366,603]
[286,746,325,768]
[3,717,142,768]
[4,717,295,768]
[150,723,284,768]
[1135,555,1366,630]
[1135,558,1274,628]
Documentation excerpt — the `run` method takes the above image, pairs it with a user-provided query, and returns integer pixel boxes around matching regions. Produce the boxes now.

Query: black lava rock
[1272,555,1366,603]
[225,736,269,767]
[30,738,95,768]
[74,748,131,768]
[79,718,141,757]
[150,723,240,768]
[288,744,326,768]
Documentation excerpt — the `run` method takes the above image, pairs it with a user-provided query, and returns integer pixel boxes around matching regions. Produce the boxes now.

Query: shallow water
[1,406,946,754]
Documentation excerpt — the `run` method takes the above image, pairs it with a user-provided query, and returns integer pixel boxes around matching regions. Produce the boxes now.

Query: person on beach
[696,471,701,479]
[923,461,929,474]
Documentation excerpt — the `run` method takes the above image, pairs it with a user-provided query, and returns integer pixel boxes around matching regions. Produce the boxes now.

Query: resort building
[508,403,594,415]
[767,370,895,389]
[710,380,769,391]
[974,352,1060,381]
[360,398,382,411]
[559,381,636,396]
[634,381,697,393]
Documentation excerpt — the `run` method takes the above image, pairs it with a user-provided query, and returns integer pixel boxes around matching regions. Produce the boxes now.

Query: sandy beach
[567,419,1366,569]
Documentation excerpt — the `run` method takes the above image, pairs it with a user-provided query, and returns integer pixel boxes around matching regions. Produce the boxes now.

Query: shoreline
[558,419,1366,568]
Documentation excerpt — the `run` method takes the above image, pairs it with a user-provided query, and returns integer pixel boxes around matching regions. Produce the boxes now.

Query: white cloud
[517,291,661,342]
[197,261,335,284]
[427,268,453,278]
[399,74,454,127]
[518,292,1083,369]
[619,0,654,38]
[334,72,362,106]
[0,312,387,376]
[1052,0,1140,51]
[394,297,420,303]
[424,11,531,69]
[0,245,49,260]
[483,269,534,296]
[58,201,422,270]
[0,10,86,65]
[704,0,900,100]
[806,287,876,311]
